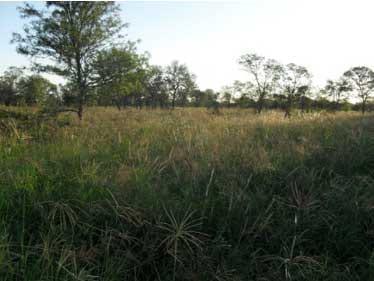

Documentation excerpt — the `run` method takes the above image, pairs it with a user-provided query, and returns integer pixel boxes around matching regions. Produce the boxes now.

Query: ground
[1,107,374,280]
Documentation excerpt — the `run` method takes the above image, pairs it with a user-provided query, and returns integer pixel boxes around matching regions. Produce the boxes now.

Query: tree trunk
[136,93,142,109]
[75,54,84,121]
[300,96,305,113]
[171,91,176,109]
[76,80,84,120]
[115,99,121,111]
[362,100,366,115]
[256,94,265,114]
[77,101,83,120]
[284,96,292,118]
[334,100,339,112]
[284,108,291,118]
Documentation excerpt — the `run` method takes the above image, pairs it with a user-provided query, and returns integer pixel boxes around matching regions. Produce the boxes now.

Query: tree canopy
[343,66,374,114]
[239,53,283,113]
[12,1,125,119]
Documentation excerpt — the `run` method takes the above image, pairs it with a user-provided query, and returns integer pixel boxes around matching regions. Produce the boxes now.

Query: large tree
[343,66,374,114]
[281,63,311,118]
[12,2,125,119]
[239,53,283,114]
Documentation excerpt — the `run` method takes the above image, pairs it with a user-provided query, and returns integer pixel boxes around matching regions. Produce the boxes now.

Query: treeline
[0,61,370,114]
[1,2,374,118]
[236,54,374,116]
[0,68,57,107]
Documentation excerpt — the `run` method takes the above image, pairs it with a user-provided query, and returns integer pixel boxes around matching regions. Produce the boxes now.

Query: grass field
[1,107,374,280]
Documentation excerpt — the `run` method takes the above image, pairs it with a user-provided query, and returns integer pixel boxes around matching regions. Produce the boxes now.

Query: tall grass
[1,107,374,280]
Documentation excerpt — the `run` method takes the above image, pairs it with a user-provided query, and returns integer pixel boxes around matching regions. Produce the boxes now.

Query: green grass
[1,107,374,280]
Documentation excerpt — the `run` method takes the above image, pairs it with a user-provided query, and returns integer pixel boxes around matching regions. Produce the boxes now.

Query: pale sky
[1,0,374,91]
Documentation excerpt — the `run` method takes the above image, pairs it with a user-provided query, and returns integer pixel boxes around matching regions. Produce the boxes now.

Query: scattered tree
[281,63,311,118]
[165,61,196,109]
[13,2,125,119]
[343,66,374,114]
[204,89,220,113]
[297,85,312,113]
[144,65,168,108]
[239,53,283,114]
[324,78,351,112]
[221,87,233,107]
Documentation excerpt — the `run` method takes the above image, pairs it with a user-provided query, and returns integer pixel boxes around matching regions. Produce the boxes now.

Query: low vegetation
[1,107,374,280]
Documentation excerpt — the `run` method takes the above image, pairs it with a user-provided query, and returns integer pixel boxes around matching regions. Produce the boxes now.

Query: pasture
[1,107,374,280]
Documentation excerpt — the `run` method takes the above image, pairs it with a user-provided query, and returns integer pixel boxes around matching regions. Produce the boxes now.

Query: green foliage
[93,46,149,109]
[343,66,374,114]
[18,75,57,106]
[13,2,125,118]
[0,67,24,106]
[165,60,197,108]
[324,78,352,111]
[239,53,283,113]
[144,65,169,108]
[281,63,312,117]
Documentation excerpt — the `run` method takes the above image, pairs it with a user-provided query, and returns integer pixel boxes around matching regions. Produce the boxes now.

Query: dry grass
[0,107,374,280]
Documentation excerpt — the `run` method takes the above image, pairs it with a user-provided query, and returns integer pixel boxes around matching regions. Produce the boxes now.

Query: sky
[1,0,374,91]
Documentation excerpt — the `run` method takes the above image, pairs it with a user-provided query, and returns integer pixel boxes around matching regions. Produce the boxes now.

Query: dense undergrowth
[1,107,374,280]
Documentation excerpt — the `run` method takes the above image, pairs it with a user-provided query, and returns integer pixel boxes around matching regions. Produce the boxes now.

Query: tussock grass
[1,107,374,280]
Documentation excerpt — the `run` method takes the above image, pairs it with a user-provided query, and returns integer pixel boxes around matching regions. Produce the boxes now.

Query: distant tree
[165,61,195,109]
[13,2,125,119]
[178,73,197,106]
[343,66,374,114]
[18,75,57,106]
[220,81,252,108]
[60,82,77,107]
[324,78,351,111]
[270,93,287,110]
[144,65,168,108]
[130,76,147,109]
[314,96,333,111]
[232,81,254,108]
[233,80,253,95]
[221,88,233,107]
[235,94,256,108]
[0,67,24,106]
[92,46,148,110]
[340,100,353,111]
[204,89,220,113]
[190,89,207,107]
[281,63,311,118]
[297,85,312,113]
[239,53,282,113]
